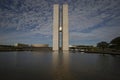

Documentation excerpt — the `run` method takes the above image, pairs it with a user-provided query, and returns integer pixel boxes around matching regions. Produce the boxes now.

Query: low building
[31,44,48,47]
[70,45,94,52]
[14,43,29,47]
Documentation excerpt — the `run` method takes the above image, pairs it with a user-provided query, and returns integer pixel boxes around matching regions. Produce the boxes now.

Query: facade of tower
[53,4,59,51]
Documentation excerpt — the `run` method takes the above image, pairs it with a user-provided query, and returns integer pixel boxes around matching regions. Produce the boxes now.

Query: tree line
[97,36,120,51]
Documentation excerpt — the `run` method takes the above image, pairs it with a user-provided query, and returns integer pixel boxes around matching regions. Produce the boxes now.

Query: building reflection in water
[52,51,73,80]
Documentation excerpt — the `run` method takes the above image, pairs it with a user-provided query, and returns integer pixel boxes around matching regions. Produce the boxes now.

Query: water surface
[0,51,120,80]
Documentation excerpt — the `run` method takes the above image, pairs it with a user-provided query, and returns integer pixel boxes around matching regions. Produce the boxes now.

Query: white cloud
[70,26,120,44]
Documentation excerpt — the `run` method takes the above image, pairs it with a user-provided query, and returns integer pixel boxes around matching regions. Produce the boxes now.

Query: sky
[0,0,120,46]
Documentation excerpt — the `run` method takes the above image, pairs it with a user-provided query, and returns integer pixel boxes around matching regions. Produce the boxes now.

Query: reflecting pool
[0,51,120,80]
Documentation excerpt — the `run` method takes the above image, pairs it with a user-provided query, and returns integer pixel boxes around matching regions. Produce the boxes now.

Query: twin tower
[53,4,69,51]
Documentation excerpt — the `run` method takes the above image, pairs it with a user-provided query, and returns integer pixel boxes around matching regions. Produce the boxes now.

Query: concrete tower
[53,4,69,51]
[53,4,59,51]
[62,4,69,50]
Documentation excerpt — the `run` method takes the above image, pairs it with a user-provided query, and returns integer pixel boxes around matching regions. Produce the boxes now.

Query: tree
[97,41,109,51]
[109,37,120,50]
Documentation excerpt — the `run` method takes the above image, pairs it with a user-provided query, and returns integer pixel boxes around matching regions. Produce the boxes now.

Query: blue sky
[0,0,120,46]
